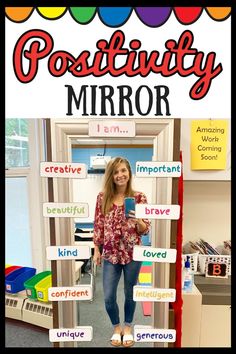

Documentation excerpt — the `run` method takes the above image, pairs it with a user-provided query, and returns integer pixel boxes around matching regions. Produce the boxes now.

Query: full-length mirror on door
[41,118,181,347]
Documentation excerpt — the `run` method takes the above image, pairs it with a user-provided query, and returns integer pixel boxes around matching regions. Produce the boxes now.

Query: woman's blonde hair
[102,157,135,215]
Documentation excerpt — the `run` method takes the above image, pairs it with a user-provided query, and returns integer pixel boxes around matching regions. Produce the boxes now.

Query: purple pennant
[135,7,172,27]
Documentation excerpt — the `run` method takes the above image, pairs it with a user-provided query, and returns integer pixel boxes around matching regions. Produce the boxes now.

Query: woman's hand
[128,210,147,234]
[93,246,102,266]
[128,210,136,218]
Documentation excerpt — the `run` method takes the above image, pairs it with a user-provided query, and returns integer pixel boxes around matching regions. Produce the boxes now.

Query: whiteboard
[72,175,154,223]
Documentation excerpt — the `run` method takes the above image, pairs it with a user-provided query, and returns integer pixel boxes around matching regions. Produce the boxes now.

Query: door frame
[46,118,181,347]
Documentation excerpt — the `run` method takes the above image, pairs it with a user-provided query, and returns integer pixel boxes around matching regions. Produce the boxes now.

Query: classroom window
[5,176,32,266]
[5,119,29,168]
[5,119,46,270]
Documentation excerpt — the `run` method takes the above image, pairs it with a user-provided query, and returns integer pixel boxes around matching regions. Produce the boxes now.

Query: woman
[93,157,150,347]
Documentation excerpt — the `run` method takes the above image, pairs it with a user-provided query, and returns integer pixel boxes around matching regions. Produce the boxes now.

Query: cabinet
[181,285,202,347]
[182,277,231,347]
[195,275,231,347]
[200,305,231,347]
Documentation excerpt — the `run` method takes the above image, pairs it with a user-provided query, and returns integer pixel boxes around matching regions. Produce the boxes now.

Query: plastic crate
[5,267,36,294]
[5,265,22,276]
[24,271,52,300]
[198,254,231,275]
[35,274,52,302]
[182,253,199,273]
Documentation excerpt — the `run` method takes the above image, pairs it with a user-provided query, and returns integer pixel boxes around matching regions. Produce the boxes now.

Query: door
[45,118,180,347]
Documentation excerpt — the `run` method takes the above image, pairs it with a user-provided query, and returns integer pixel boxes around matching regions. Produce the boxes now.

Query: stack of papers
[222,240,231,255]
[188,239,220,255]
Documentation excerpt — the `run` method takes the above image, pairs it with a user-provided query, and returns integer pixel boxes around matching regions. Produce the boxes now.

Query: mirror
[46,118,178,348]
[71,136,155,347]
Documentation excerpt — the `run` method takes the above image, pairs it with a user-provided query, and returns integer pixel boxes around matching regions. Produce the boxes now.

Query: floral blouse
[93,191,151,265]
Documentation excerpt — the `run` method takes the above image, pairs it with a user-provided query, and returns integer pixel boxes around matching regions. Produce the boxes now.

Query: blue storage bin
[5,267,36,294]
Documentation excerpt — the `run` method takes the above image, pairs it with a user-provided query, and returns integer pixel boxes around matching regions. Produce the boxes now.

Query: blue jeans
[103,259,142,327]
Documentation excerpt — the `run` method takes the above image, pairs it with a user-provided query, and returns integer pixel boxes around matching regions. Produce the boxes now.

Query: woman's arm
[93,193,104,266]
[93,245,102,266]
[135,192,151,235]
[136,218,149,234]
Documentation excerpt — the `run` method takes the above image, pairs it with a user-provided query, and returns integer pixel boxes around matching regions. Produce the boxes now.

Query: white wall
[73,175,153,223]
[183,181,231,246]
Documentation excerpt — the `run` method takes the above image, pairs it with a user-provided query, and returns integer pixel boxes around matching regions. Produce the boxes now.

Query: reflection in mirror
[72,137,154,347]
